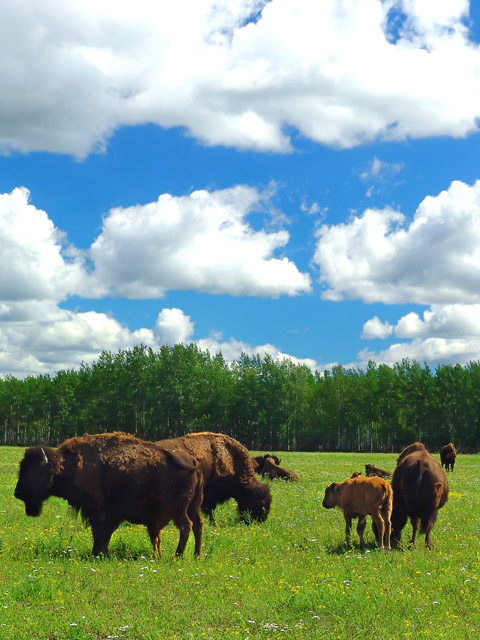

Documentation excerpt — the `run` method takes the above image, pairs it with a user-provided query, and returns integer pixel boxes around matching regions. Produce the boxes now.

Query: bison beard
[156,432,272,523]
[14,433,204,557]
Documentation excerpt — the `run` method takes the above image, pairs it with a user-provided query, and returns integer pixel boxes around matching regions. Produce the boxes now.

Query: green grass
[0,447,478,639]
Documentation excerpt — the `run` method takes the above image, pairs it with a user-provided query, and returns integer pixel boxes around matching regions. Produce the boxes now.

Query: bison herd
[13,432,456,557]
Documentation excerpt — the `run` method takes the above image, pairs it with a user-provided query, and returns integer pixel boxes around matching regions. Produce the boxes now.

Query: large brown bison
[440,443,457,472]
[391,443,448,548]
[156,432,272,523]
[396,441,426,465]
[322,476,393,550]
[14,432,204,557]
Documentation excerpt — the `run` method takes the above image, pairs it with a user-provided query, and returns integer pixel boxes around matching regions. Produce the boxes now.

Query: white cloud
[196,335,319,371]
[361,315,394,339]
[0,0,479,156]
[0,187,90,302]
[89,185,312,298]
[315,179,480,305]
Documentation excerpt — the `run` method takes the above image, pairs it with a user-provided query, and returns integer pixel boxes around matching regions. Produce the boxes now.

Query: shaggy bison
[440,443,457,472]
[14,432,204,557]
[391,443,448,548]
[156,432,272,523]
[365,464,392,479]
[322,476,393,549]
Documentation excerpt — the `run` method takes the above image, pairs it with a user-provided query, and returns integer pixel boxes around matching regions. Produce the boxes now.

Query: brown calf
[322,476,393,549]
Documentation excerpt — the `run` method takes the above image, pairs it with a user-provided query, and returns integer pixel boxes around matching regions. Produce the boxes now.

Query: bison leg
[173,513,193,557]
[371,513,385,549]
[188,495,204,558]
[90,520,116,557]
[147,523,162,557]
[344,515,353,546]
[424,519,436,549]
[356,516,367,549]
[409,516,419,546]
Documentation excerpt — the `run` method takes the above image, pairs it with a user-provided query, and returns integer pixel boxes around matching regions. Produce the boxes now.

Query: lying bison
[14,432,204,557]
[391,443,448,548]
[365,464,392,479]
[322,476,393,549]
[251,453,281,473]
[260,456,299,481]
[156,432,272,523]
[440,443,457,472]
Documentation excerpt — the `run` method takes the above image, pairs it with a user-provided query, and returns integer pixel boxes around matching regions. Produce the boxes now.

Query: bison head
[322,482,341,509]
[237,482,272,523]
[14,447,55,517]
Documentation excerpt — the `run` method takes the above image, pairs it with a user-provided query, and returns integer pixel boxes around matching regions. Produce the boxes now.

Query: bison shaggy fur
[391,444,448,548]
[14,432,204,557]
[156,432,272,523]
[322,476,393,549]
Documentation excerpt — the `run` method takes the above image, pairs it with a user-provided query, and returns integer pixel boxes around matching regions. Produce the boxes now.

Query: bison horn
[40,448,48,466]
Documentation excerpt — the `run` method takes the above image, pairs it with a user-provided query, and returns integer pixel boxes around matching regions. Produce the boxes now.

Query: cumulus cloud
[0,187,90,302]
[1,0,480,156]
[314,179,480,305]
[89,185,312,298]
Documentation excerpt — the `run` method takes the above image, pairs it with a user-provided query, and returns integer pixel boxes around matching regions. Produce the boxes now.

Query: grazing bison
[251,453,281,473]
[391,444,448,548]
[14,432,204,557]
[322,476,392,549]
[260,456,299,481]
[156,432,272,523]
[440,443,457,472]
[365,464,392,479]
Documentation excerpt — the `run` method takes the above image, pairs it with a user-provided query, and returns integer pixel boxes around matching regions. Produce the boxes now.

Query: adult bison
[251,453,281,473]
[14,432,204,557]
[440,443,457,472]
[391,443,448,548]
[322,476,392,550]
[260,456,299,481]
[156,432,272,523]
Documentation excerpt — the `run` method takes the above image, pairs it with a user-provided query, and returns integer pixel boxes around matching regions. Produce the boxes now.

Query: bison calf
[322,477,392,550]
[14,432,204,558]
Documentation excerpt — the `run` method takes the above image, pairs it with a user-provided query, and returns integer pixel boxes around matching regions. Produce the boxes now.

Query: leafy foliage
[0,345,479,451]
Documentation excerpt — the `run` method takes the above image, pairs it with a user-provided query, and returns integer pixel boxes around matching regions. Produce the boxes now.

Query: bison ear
[40,448,49,466]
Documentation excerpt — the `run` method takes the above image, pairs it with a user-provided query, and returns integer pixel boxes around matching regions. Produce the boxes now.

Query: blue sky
[1,0,480,377]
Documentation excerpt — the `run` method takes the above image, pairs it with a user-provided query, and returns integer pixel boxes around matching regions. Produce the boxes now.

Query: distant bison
[14,432,204,557]
[322,476,393,549]
[350,471,362,478]
[251,454,281,473]
[391,443,448,548]
[440,443,457,472]
[260,456,299,481]
[156,432,272,523]
[365,464,392,479]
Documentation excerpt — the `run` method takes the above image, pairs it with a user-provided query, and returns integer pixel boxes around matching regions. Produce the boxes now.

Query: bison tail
[161,448,198,472]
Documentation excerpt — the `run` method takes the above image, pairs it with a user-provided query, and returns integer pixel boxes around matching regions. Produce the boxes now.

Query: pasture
[0,447,478,639]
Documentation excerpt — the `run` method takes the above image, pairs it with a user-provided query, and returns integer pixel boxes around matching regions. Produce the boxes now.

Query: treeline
[0,344,479,452]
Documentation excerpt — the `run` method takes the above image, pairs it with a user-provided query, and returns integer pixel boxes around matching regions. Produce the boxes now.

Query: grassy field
[0,446,478,639]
